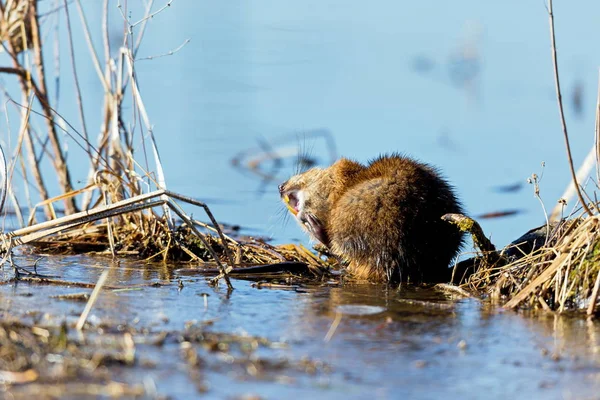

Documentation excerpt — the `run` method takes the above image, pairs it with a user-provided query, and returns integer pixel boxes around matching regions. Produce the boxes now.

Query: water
[128,0,600,248]
[5,1,599,247]
[2,255,600,398]
[2,1,600,398]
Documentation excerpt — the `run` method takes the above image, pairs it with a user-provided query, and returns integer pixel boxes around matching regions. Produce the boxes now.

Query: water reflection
[1,255,599,398]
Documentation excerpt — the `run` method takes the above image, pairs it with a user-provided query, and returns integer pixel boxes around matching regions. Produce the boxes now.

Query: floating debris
[334,305,386,316]
[491,182,524,193]
[476,209,525,219]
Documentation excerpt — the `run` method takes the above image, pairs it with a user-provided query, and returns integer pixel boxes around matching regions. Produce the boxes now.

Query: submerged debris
[0,321,145,397]
[0,317,330,398]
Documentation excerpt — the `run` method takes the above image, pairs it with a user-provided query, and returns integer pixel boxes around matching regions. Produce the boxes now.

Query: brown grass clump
[461,217,600,314]
[27,214,333,281]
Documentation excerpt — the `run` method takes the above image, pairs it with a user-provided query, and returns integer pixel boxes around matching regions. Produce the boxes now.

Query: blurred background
[3,0,600,248]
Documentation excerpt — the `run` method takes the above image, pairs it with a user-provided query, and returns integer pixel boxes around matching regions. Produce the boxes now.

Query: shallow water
[1,2,600,398]
[2,255,599,399]
[4,1,600,248]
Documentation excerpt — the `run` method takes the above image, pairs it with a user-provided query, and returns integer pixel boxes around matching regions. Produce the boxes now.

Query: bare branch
[130,0,174,28]
[135,38,190,61]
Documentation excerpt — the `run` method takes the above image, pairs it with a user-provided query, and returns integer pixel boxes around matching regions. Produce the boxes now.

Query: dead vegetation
[455,216,600,315]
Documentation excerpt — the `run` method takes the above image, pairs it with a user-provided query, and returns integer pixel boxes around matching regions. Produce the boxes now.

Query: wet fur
[280,154,465,283]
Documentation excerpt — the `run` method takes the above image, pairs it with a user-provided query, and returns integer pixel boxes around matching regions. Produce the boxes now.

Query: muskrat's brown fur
[279,154,464,283]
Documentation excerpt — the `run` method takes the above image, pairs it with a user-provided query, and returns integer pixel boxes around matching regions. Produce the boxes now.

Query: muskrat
[279,154,465,283]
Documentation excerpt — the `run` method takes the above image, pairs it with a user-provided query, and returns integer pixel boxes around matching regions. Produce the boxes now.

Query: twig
[9,100,116,172]
[595,69,600,184]
[528,171,551,245]
[18,94,52,219]
[323,311,342,342]
[136,38,190,61]
[547,0,593,217]
[52,0,61,107]
[76,268,109,330]
[130,0,174,28]
[441,213,498,256]
[588,269,600,315]
[74,0,110,93]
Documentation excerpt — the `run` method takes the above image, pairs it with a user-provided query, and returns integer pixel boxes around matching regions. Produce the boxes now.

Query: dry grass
[460,216,600,314]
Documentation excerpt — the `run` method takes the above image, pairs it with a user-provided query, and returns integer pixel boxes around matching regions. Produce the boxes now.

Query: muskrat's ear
[333,158,364,181]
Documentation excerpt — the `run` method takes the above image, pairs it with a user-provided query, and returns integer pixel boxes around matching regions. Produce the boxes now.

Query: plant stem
[547,0,593,217]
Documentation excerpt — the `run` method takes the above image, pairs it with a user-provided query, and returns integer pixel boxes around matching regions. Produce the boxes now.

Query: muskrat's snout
[279,180,301,216]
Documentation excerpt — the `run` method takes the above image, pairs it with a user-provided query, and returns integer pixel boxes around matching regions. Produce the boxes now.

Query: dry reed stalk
[243,243,287,262]
[17,93,52,218]
[191,218,239,245]
[596,70,600,184]
[588,270,600,315]
[465,216,600,313]
[76,268,109,330]
[547,0,593,217]
[28,0,77,214]
[62,0,90,156]
[0,0,32,54]
[550,149,596,222]
[323,312,342,343]
[74,0,110,93]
